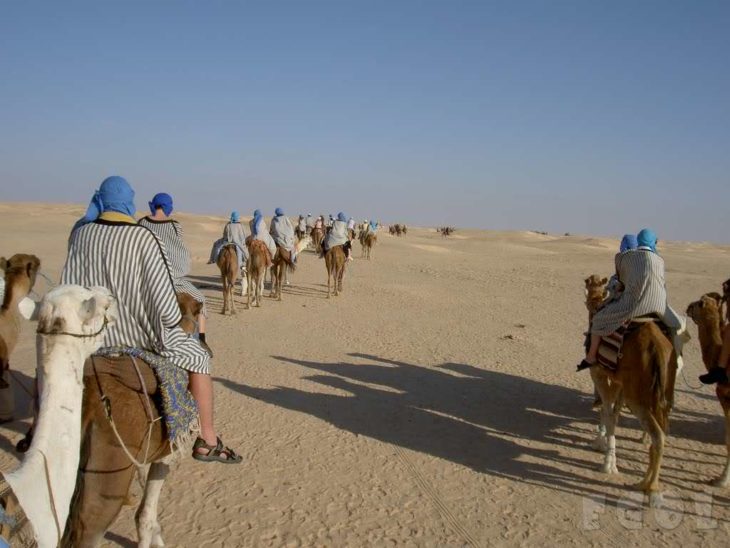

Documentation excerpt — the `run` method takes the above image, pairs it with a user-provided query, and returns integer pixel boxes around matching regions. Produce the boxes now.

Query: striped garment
[590,249,669,336]
[62,218,210,374]
[138,216,207,316]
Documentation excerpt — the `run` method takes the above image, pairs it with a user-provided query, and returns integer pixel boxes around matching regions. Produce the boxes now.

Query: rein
[36,316,108,338]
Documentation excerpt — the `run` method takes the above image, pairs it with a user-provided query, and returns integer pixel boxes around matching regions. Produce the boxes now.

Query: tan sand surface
[2,203,730,546]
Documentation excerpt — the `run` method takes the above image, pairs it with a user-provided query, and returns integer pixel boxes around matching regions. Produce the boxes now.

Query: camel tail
[650,329,672,432]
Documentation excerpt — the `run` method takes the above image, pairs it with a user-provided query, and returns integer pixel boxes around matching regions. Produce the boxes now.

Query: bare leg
[198,314,206,336]
[188,373,217,446]
[586,334,602,363]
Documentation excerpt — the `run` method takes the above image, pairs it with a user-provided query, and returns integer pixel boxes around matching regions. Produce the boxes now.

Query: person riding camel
[250,209,277,259]
[577,228,686,371]
[139,193,212,354]
[306,213,314,234]
[208,211,249,274]
[700,276,730,385]
[322,212,352,260]
[65,176,241,463]
[270,208,298,263]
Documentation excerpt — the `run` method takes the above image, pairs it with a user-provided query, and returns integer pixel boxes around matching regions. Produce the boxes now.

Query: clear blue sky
[1,1,728,242]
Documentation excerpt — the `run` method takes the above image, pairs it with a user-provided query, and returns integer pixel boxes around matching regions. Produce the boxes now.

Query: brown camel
[0,254,40,420]
[61,289,203,547]
[310,227,324,250]
[360,232,377,260]
[584,275,609,409]
[177,293,203,334]
[216,244,238,315]
[686,292,730,487]
[246,240,272,308]
[270,246,295,301]
[325,245,346,298]
[589,317,676,504]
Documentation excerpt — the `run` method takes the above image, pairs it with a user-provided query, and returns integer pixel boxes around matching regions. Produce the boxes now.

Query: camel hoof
[591,437,607,453]
[601,462,619,474]
[648,492,664,508]
[630,480,649,492]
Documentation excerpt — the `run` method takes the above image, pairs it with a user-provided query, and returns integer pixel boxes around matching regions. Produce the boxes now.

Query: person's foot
[699,367,729,385]
[192,436,242,464]
[576,359,597,372]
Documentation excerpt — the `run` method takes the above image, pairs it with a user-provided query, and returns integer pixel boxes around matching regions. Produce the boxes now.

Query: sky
[1,1,728,242]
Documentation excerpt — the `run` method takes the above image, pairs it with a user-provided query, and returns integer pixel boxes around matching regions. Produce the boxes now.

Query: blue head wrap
[252,209,262,236]
[337,212,347,222]
[637,228,657,252]
[370,220,377,231]
[275,207,284,216]
[619,234,638,253]
[149,192,173,216]
[230,211,240,223]
[73,176,135,232]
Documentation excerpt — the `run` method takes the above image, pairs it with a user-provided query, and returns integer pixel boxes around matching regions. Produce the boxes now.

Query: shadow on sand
[215,352,729,513]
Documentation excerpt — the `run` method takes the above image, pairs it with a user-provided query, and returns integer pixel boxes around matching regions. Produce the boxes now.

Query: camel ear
[25,256,40,277]
[600,277,608,285]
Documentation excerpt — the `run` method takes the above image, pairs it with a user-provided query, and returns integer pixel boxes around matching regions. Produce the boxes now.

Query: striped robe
[138,217,207,316]
[62,219,210,374]
[591,249,670,336]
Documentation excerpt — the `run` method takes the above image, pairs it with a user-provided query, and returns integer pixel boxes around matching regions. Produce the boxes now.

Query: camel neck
[697,317,723,369]
[1,272,29,313]
[4,338,87,547]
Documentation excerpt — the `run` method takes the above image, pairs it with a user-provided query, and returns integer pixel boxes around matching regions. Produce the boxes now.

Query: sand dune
[1,203,729,546]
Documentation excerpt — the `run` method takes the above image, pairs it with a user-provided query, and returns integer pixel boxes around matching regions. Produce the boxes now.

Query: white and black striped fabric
[591,249,668,336]
[138,217,207,316]
[62,219,210,374]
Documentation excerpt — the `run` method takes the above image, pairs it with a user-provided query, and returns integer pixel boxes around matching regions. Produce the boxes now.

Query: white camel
[1,285,117,547]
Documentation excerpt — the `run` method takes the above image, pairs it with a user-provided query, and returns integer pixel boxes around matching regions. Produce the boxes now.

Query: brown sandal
[192,436,242,464]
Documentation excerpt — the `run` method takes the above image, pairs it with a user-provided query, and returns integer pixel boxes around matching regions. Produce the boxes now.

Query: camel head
[37,285,118,356]
[686,292,724,331]
[584,274,608,315]
[176,293,202,335]
[0,254,41,309]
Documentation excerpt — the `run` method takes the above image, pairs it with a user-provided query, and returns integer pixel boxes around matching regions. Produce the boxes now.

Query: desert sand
[2,202,730,546]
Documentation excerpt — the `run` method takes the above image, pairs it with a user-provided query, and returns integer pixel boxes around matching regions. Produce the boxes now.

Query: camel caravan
[0,178,385,546]
[5,180,730,546]
[389,223,407,236]
[437,226,456,237]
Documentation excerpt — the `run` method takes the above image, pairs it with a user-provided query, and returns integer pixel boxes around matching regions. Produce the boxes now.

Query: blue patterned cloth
[94,346,199,447]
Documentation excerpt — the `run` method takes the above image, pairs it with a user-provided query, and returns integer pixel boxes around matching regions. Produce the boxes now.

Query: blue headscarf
[637,228,657,252]
[619,234,638,253]
[230,211,240,223]
[337,212,347,222]
[369,220,377,231]
[275,207,284,216]
[73,176,135,232]
[252,209,262,235]
[149,192,173,216]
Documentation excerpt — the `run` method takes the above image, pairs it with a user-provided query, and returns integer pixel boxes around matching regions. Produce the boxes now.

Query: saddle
[0,476,34,547]
[592,315,671,371]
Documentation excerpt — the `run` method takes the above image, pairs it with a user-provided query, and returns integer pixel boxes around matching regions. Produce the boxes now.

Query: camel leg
[327,266,331,298]
[221,276,228,315]
[135,462,170,548]
[246,270,252,310]
[230,283,236,315]
[713,403,730,487]
[590,369,610,452]
[633,408,665,505]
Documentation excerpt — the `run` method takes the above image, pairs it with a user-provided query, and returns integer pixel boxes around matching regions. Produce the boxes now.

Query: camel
[246,240,272,308]
[216,244,238,315]
[310,227,324,250]
[325,245,346,298]
[1,285,118,547]
[177,293,203,334]
[0,254,41,421]
[360,232,377,260]
[270,237,310,301]
[686,292,730,487]
[584,281,677,505]
[584,275,609,409]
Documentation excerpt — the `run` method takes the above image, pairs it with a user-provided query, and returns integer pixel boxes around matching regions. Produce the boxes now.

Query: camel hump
[84,354,159,396]
[250,240,273,267]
